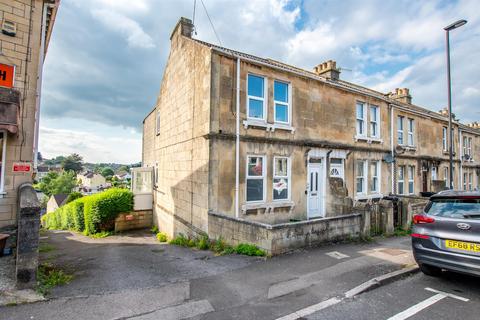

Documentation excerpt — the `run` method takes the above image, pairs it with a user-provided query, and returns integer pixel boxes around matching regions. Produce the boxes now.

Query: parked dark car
[412,190,480,277]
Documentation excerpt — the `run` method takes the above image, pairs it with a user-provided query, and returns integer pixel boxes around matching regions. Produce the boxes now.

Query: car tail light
[411,233,430,239]
[413,214,435,224]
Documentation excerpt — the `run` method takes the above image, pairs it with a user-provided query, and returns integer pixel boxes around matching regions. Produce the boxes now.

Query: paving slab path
[0,230,416,320]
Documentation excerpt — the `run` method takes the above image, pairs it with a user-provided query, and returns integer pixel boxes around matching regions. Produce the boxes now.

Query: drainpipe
[33,3,50,170]
[390,104,395,194]
[459,128,463,189]
[235,57,240,218]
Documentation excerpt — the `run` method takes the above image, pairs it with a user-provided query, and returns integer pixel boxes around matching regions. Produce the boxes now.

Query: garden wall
[208,211,362,255]
[115,210,153,232]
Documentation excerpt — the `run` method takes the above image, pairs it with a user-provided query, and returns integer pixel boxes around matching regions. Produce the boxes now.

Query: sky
[39,0,480,164]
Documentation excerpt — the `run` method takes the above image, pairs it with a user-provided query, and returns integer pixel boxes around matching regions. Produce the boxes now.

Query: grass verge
[169,234,266,257]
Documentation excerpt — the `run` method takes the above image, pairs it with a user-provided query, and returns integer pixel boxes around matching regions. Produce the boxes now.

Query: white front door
[307,162,323,218]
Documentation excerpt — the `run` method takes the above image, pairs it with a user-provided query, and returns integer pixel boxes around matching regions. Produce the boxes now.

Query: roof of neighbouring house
[37,166,49,173]
[51,194,68,206]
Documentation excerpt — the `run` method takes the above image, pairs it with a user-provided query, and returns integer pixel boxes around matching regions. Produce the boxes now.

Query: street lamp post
[444,19,467,190]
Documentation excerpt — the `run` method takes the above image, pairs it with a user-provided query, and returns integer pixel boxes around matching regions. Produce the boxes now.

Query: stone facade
[143,18,480,243]
[0,0,59,228]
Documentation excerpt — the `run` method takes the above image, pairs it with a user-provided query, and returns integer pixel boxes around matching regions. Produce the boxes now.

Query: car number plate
[445,240,480,253]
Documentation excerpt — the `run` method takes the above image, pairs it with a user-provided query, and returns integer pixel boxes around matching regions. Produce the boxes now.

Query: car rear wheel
[419,264,443,277]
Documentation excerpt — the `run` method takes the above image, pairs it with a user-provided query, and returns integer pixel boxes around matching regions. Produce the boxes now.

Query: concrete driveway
[1,230,417,320]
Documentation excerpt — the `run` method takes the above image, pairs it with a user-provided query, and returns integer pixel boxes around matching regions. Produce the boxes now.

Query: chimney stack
[467,121,480,129]
[170,17,194,40]
[388,88,412,104]
[313,60,340,80]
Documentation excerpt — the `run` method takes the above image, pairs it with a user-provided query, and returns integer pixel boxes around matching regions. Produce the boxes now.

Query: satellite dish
[395,145,406,155]
[383,154,395,163]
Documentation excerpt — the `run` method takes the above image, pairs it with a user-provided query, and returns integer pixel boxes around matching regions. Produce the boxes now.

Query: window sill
[354,193,383,201]
[354,135,383,144]
[404,145,416,151]
[243,120,295,133]
[242,200,295,214]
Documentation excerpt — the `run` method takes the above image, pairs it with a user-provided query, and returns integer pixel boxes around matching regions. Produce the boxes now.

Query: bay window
[356,160,366,194]
[246,155,266,202]
[274,80,290,124]
[408,166,415,194]
[273,157,290,200]
[247,74,266,120]
[398,166,405,195]
[370,161,379,193]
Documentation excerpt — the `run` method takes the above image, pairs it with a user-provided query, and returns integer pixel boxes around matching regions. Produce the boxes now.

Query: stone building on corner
[0,0,60,228]
[142,17,480,254]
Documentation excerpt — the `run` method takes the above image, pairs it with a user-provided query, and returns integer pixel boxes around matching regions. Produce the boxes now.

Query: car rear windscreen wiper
[462,213,480,219]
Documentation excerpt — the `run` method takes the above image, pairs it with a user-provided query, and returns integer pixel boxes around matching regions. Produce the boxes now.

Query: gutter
[235,57,240,218]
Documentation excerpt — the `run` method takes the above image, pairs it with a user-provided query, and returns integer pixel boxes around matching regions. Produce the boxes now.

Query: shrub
[156,232,168,242]
[235,243,266,256]
[41,188,133,236]
[151,225,159,234]
[83,188,133,235]
[66,191,83,204]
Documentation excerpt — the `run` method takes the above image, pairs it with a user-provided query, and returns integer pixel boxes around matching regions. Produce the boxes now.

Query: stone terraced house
[142,17,480,254]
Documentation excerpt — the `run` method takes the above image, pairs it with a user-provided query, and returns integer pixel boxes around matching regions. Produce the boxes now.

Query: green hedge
[41,188,133,236]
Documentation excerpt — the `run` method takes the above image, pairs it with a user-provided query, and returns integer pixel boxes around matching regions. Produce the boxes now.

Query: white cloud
[91,9,155,49]
[39,126,141,164]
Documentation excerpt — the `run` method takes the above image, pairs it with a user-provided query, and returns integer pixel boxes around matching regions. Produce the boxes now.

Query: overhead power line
[200,0,223,46]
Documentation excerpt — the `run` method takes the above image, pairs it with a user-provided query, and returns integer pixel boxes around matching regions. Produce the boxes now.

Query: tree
[101,167,115,178]
[66,191,83,203]
[37,171,78,197]
[117,165,129,173]
[62,154,84,173]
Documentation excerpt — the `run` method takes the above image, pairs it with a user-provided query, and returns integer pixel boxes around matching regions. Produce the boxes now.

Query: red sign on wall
[13,162,31,173]
[0,63,15,88]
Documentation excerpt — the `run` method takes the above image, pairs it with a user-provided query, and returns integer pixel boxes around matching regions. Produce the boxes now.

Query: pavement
[0,230,422,320]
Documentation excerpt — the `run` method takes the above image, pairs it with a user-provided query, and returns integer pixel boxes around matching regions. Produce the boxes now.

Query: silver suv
[412,190,480,277]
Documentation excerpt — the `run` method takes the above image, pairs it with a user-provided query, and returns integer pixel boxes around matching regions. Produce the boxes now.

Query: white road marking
[425,287,470,302]
[387,294,446,320]
[387,287,469,320]
[275,297,342,320]
[326,251,350,259]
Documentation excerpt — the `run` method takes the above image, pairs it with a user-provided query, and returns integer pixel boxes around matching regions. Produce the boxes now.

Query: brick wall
[114,210,153,232]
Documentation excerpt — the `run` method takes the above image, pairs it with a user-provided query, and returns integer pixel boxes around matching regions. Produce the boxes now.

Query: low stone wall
[208,212,362,255]
[115,210,153,232]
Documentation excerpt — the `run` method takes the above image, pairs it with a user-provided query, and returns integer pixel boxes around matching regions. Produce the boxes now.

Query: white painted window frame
[155,109,160,135]
[442,127,448,151]
[408,165,415,195]
[356,101,366,137]
[370,160,380,194]
[397,116,404,145]
[0,131,6,195]
[246,155,266,203]
[273,80,291,125]
[468,137,472,157]
[369,105,380,139]
[398,166,405,195]
[247,73,267,122]
[356,160,367,195]
[407,118,414,146]
[272,156,291,201]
